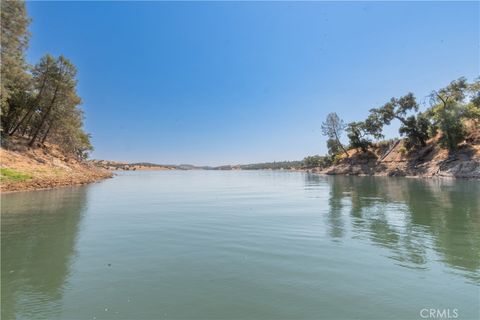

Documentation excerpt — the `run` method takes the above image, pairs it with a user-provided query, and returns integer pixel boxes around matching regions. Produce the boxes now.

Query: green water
[1,171,479,320]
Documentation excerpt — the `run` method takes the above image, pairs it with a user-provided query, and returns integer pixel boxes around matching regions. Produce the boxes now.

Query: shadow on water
[1,187,90,320]
[305,174,480,283]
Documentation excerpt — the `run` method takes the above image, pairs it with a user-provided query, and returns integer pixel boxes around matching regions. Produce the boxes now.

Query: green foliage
[468,78,480,108]
[346,121,371,152]
[369,93,429,150]
[465,78,480,122]
[350,77,479,153]
[432,77,468,104]
[326,138,342,157]
[428,102,466,151]
[303,155,332,168]
[0,168,31,182]
[427,78,473,152]
[364,112,384,140]
[1,0,31,130]
[331,77,478,159]
[1,2,94,160]
[238,161,304,170]
[345,113,384,153]
[464,103,480,122]
[398,113,430,150]
[398,146,407,156]
[376,138,397,148]
[332,154,343,164]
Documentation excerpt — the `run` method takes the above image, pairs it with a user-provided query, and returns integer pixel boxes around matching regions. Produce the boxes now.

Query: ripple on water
[1,172,479,319]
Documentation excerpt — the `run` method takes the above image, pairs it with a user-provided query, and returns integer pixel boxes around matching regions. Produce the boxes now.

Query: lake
[1,171,479,320]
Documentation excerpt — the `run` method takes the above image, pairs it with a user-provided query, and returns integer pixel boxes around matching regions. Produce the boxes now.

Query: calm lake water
[1,171,479,320]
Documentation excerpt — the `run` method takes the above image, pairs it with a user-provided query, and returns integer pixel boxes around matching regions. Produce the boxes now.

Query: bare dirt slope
[1,137,112,193]
[320,128,480,178]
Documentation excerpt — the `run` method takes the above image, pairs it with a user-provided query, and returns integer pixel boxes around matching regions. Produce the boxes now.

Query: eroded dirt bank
[316,132,480,179]
[1,140,112,193]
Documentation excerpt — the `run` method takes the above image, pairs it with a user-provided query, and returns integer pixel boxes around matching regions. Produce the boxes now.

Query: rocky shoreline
[3,132,479,194]
[314,139,480,179]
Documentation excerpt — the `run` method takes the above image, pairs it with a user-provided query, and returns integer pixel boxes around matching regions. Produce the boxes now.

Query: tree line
[1,1,92,159]
[304,77,479,168]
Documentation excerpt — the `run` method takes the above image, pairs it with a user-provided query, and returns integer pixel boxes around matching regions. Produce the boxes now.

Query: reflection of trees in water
[397,178,478,281]
[306,174,345,240]
[1,187,89,320]
[325,174,345,240]
[312,175,480,282]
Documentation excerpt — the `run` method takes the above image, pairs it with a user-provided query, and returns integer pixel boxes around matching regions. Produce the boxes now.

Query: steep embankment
[1,138,112,192]
[319,127,480,178]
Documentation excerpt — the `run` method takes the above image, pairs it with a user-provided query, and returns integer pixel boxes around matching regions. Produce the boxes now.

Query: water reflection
[326,176,345,240]
[1,187,89,320]
[1,173,479,320]
[306,174,480,283]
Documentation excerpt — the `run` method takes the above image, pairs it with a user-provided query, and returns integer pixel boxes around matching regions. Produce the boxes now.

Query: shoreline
[2,139,479,194]
[1,175,112,194]
[254,167,480,179]
[2,166,478,195]
[0,144,114,194]
[305,170,478,180]
[1,171,113,194]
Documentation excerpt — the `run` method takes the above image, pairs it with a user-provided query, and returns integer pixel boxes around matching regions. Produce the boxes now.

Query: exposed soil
[1,137,113,193]
[315,127,480,179]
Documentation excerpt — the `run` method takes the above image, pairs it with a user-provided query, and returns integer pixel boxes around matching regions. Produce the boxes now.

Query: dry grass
[1,138,112,192]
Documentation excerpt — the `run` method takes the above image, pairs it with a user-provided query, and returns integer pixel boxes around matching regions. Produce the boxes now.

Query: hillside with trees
[1,1,478,192]
[308,77,480,178]
[100,77,479,176]
[1,1,110,192]
[1,1,92,158]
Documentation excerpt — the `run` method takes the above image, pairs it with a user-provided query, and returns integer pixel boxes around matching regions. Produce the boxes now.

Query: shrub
[333,154,343,164]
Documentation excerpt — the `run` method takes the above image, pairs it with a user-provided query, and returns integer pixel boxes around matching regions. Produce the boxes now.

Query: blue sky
[26,1,479,165]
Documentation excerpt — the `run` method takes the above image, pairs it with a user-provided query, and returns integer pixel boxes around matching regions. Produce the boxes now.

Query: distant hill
[91,160,176,171]
[177,164,214,170]
[91,160,304,171]
[212,161,304,171]
[91,161,216,171]
[90,124,480,180]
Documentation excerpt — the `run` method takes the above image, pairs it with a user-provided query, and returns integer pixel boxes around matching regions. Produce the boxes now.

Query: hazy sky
[26,1,479,166]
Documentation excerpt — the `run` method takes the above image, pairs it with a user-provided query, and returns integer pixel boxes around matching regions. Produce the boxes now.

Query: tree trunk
[419,137,427,147]
[334,131,350,157]
[28,85,59,147]
[10,64,50,136]
[21,112,34,136]
[379,140,400,161]
[9,109,33,136]
[3,103,20,134]
[41,123,52,144]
